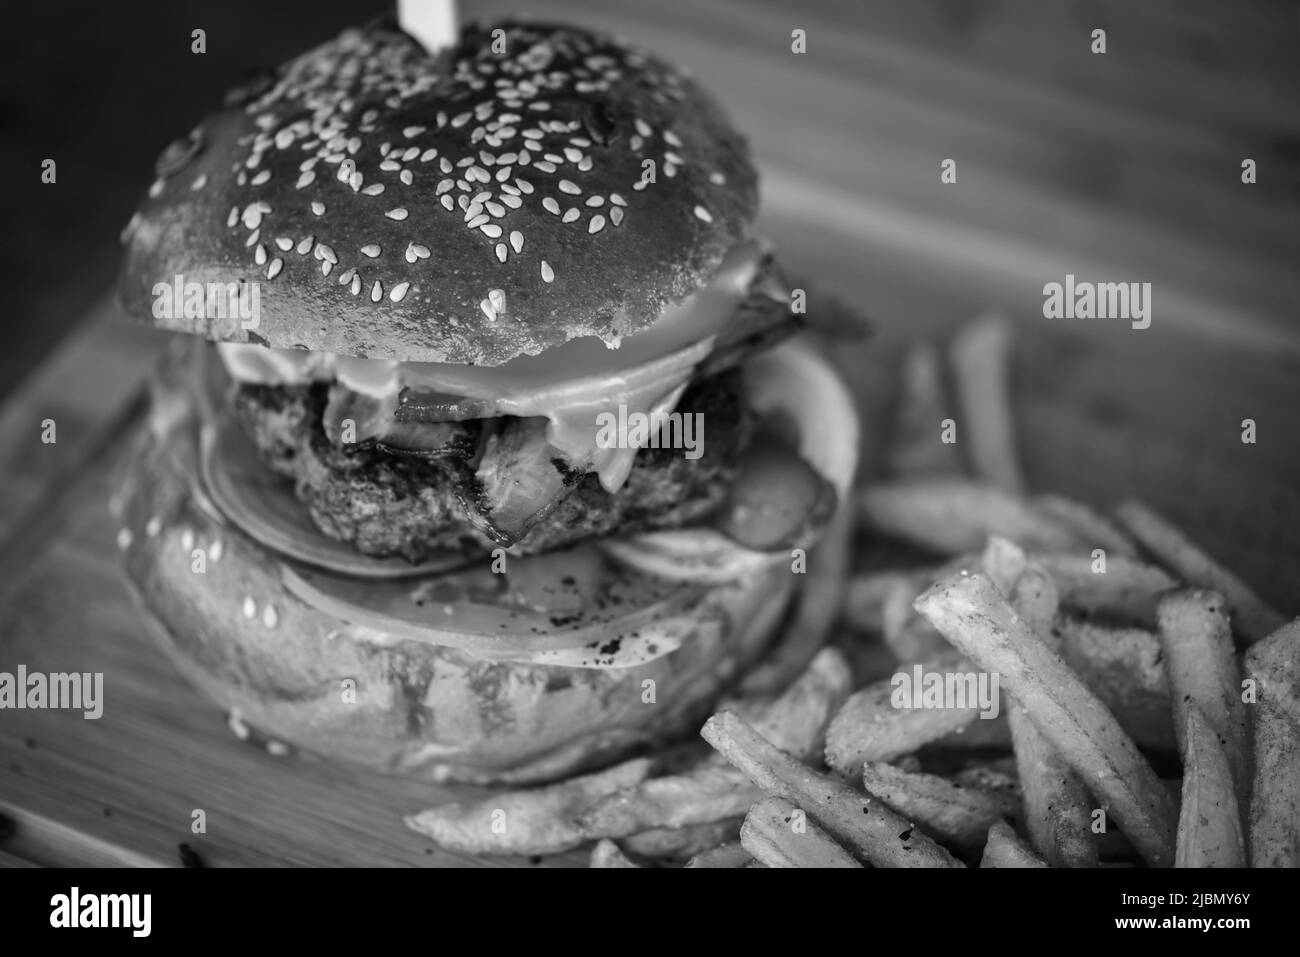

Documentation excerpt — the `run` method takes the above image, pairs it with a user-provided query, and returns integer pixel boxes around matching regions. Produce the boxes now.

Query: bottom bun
[112,344,849,784]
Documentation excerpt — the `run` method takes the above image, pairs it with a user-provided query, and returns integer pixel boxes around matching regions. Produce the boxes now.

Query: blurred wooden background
[0,0,1297,866]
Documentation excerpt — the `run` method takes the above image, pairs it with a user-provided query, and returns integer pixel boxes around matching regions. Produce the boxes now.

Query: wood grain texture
[1,0,1297,867]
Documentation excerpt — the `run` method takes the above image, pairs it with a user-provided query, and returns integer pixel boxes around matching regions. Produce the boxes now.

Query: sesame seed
[709,171,726,186]
[440,157,453,174]
[541,260,555,283]
[509,231,523,253]
[400,170,414,185]
[148,179,164,198]
[694,205,713,223]
[481,223,503,238]
[485,201,505,217]
[559,180,581,195]
[402,147,420,162]
[371,281,383,303]
[380,159,401,172]
[577,157,593,172]
[440,195,455,211]
[515,178,534,194]
[350,275,362,296]
[472,191,491,204]
[564,147,583,163]
[495,243,507,262]
[501,193,522,209]
[116,528,133,550]
[209,539,223,562]
[262,604,278,629]
[411,243,430,259]
[390,281,410,302]
[311,201,326,216]
[562,208,580,223]
[245,229,261,248]
[318,244,337,264]
[436,179,454,195]
[542,197,561,215]
[254,244,268,266]
[635,117,652,138]
[227,207,239,228]
[362,183,385,195]
[360,244,380,258]
[585,196,605,207]
[480,298,496,320]
[665,151,684,166]
[338,159,355,183]
[610,207,624,226]
[386,207,409,220]
[191,173,208,191]
[294,170,316,189]
[489,289,506,312]
[420,148,438,162]
[403,125,426,138]
[320,260,332,277]
[296,235,314,254]
[467,214,490,229]
[534,161,557,173]
[275,237,293,252]
[349,171,364,191]
[337,268,356,285]
[243,597,257,619]
[267,258,283,279]
[664,164,677,178]
[589,215,606,234]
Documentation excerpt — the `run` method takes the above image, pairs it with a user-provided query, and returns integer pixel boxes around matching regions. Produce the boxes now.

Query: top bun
[117,18,759,365]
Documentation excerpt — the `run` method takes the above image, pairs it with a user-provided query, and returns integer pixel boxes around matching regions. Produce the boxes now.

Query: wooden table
[1,0,1297,867]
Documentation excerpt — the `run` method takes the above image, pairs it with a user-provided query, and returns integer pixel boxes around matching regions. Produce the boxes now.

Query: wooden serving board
[2,0,1298,867]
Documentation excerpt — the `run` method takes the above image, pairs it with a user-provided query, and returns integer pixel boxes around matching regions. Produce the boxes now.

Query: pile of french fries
[405,314,1298,868]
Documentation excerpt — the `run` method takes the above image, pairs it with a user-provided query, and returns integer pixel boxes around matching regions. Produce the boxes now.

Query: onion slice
[281,546,707,657]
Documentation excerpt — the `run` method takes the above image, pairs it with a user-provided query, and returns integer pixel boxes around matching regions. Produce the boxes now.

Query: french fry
[1034,553,1177,627]
[858,477,1079,555]
[886,341,964,478]
[950,312,1023,494]
[685,842,752,869]
[1245,621,1300,867]
[702,710,963,868]
[590,839,641,868]
[731,647,853,762]
[740,796,862,868]
[881,579,953,663]
[845,569,918,634]
[824,650,985,776]
[405,758,654,855]
[914,572,1178,866]
[1156,590,1248,807]
[1030,495,1138,560]
[1056,618,1174,751]
[980,820,1048,868]
[1114,500,1285,645]
[860,762,1019,847]
[982,540,1098,868]
[1176,705,1246,868]
[950,759,1020,800]
[620,818,742,860]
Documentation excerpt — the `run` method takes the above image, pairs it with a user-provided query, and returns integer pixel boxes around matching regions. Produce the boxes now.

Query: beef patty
[232,370,753,562]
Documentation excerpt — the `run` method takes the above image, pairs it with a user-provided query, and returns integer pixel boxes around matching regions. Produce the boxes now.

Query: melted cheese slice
[218,241,762,491]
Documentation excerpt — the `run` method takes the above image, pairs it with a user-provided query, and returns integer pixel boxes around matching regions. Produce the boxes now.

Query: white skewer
[397,0,459,53]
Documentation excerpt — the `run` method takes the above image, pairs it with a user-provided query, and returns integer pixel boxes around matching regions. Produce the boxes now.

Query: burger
[112,18,860,784]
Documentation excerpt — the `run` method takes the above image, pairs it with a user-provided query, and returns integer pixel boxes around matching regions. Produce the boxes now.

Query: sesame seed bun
[117,19,759,365]
[111,346,834,783]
